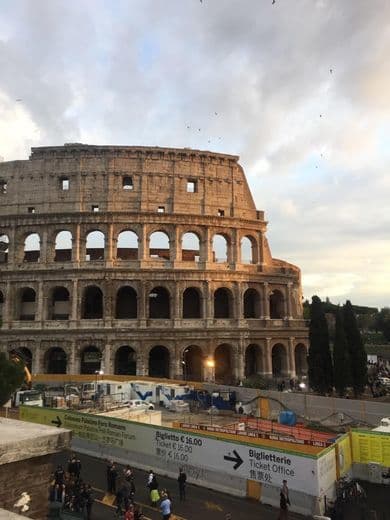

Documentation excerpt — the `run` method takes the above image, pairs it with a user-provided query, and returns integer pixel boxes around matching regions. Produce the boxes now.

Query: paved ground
[53,450,306,520]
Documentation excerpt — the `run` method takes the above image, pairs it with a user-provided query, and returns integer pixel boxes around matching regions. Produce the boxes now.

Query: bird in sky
[16,98,22,102]
[320,114,322,118]
[330,68,333,74]
[215,112,218,115]
[272,0,276,4]
[198,128,201,131]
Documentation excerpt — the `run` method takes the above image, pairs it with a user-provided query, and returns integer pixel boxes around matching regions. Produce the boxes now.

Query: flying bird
[319,114,322,117]
[198,128,201,131]
[272,0,276,4]
[214,112,218,115]
[330,69,333,74]
[16,98,22,102]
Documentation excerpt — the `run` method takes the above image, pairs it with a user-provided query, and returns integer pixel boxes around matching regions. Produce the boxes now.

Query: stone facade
[0,144,308,382]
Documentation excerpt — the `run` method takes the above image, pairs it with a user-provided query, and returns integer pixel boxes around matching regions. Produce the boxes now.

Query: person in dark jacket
[107,461,118,494]
[177,468,187,501]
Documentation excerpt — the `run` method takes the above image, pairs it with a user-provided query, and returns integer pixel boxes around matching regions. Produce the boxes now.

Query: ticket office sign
[351,430,390,466]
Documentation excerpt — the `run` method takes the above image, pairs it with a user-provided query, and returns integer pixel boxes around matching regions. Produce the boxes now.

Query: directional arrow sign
[51,416,62,428]
[223,449,243,470]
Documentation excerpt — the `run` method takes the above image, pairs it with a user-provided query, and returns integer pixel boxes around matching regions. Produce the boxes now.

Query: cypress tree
[333,308,350,396]
[308,296,333,394]
[343,300,367,396]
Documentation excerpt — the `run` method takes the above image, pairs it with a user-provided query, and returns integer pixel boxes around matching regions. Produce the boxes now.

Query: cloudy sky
[0,0,389,308]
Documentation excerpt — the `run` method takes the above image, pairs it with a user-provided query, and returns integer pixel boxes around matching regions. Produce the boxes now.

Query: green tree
[308,296,333,394]
[333,308,351,396]
[0,352,25,406]
[375,307,390,341]
[343,300,367,397]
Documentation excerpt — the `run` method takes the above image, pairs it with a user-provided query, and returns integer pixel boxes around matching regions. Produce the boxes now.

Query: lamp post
[94,369,104,407]
[204,357,215,383]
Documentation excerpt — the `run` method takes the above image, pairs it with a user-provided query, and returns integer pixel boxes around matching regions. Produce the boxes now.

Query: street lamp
[204,357,215,384]
[94,369,104,407]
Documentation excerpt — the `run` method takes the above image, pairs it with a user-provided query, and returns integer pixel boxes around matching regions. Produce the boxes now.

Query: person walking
[278,479,291,520]
[177,468,187,501]
[107,461,118,494]
[160,491,172,520]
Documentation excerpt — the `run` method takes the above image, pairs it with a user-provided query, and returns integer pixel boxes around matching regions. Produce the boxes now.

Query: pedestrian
[124,465,133,482]
[74,455,82,479]
[150,487,160,507]
[177,468,187,501]
[146,470,155,489]
[107,461,118,494]
[82,484,93,520]
[54,465,65,485]
[124,503,134,520]
[160,491,172,520]
[278,479,290,520]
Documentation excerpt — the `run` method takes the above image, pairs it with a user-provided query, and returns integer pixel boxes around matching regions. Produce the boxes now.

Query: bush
[242,375,269,390]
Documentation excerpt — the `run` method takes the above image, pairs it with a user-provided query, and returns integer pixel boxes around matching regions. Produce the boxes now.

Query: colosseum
[0,144,308,383]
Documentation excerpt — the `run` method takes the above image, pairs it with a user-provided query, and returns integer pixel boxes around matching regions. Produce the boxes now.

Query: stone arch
[44,347,67,374]
[82,285,103,319]
[115,286,138,319]
[0,233,9,263]
[80,345,102,374]
[243,288,261,318]
[181,232,200,262]
[86,230,105,261]
[182,287,202,319]
[10,347,33,373]
[49,286,70,320]
[295,343,308,376]
[212,234,229,263]
[245,344,264,377]
[114,345,137,375]
[149,345,170,378]
[270,289,285,319]
[19,287,37,321]
[272,343,288,377]
[117,230,138,260]
[149,231,170,260]
[241,235,257,264]
[214,287,233,318]
[149,286,171,319]
[54,230,72,262]
[214,344,233,383]
[182,345,203,381]
[24,233,40,262]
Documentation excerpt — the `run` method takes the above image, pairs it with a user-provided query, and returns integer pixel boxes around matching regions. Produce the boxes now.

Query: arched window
[50,287,70,320]
[86,230,105,261]
[212,234,228,263]
[149,231,170,260]
[181,232,200,262]
[117,230,138,260]
[214,288,233,318]
[241,236,255,264]
[245,344,263,377]
[244,289,261,318]
[214,344,233,384]
[149,287,170,319]
[10,347,33,373]
[0,234,9,263]
[82,286,103,319]
[24,233,40,262]
[183,346,203,381]
[272,344,287,376]
[115,286,138,319]
[80,346,101,374]
[182,288,201,319]
[270,290,284,319]
[44,347,67,374]
[114,346,136,375]
[295,344,308,376]
[19,288,36,320]
[149,346,170,378]
[55,231,72,262]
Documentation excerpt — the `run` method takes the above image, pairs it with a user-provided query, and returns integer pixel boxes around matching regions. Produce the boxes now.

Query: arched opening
[0,290,4,320]
[86,230,105,261]
[272,344,287,377]
[149,287,170,319]
[54,230,72,262]
[114,346,137,375]
[117,230,138,260]
[270,290,285,319]
[245,344,263,377]
[241,236,256,264]
[115,286,138,319]
[244,289,261,318]
[182,287,201,319]
[214,344,233,383]
[183,345,203,381]
[0,234,9,263]
[181,232,200,262]
[82,286,103,319]
[24,233,40,262]
[19,288,36,321]
[295,344,308,376]
[44,347,67,374]
[214,288,233,319]
[50,287,70,320]
[212,234,228,263]
[149,346,170,378]
[10,347,33,373]
[149,231,170,260]
[80,346,102,374]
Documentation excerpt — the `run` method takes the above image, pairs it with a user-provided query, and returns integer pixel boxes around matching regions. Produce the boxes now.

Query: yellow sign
[335,434,352,478]
[351,430,390,466]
